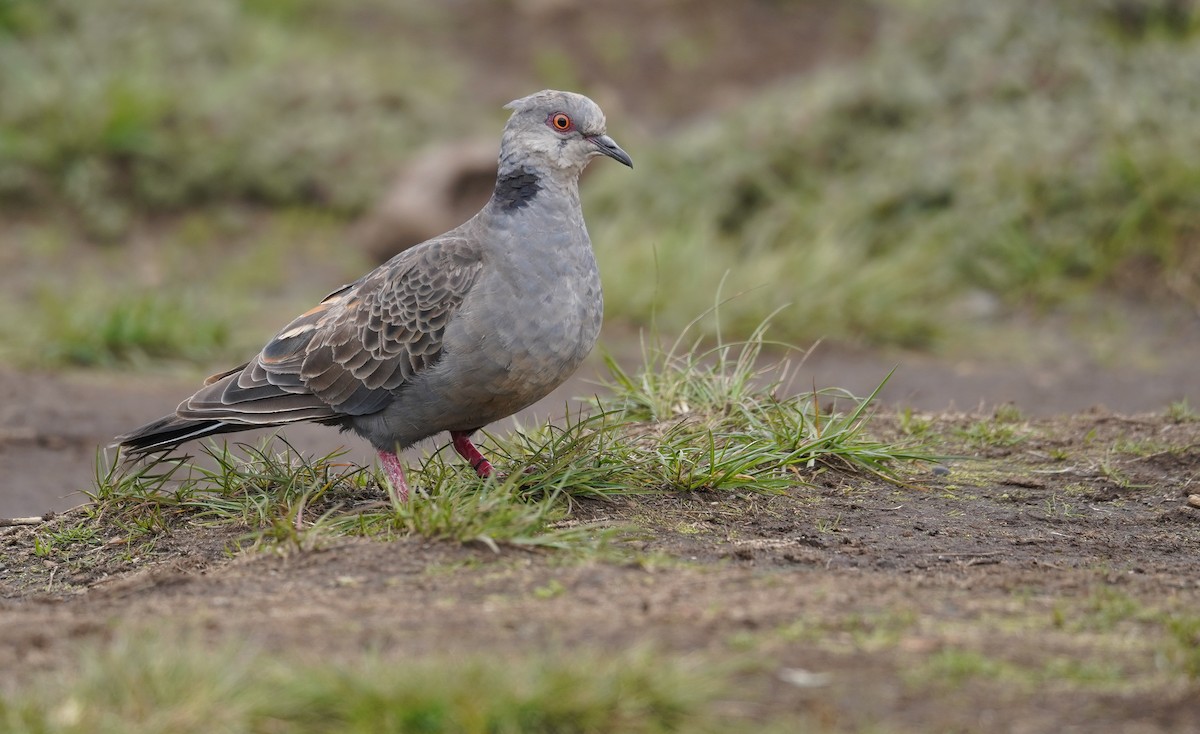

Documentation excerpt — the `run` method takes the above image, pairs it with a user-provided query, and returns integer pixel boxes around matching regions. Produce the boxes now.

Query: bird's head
[499,90,633,175]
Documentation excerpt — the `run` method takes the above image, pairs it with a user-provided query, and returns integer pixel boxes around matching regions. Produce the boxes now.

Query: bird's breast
[450,234,601,400]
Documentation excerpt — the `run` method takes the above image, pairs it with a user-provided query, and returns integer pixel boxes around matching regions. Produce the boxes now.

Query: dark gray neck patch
[493,168,542,211]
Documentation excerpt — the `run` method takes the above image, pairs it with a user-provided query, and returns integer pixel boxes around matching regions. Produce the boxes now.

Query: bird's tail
[113,414,244,457]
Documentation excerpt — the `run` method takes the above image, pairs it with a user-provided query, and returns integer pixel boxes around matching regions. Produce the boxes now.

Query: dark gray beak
[588,134,633,168]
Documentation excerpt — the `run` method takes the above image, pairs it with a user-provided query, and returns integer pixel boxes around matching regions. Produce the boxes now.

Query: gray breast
[350,206,602,448]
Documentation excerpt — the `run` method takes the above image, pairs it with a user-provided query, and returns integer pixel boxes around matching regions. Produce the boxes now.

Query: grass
[585,0,1200,347]
[910,647,1128,691]
[1165,614,1200,680]
[75,313,931,554]
[89,439,612,554]
[898,587,1200,692]
[3,592,1193,734]
[601,306,930,482]
[761,585,1198,696]
[0,207,365,367]
[1166,398,1200,423]
[29,287,232,367]
[2,0,1198,359]
[1041,493,1081,520]
[958,419,1027,450]
[0,632,726,734]
[955,404,1035,449]
[0,0,464,239]
[8,354,1198,733]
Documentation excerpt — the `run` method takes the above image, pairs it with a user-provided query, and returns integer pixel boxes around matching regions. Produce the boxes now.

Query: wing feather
[176,236,484,423]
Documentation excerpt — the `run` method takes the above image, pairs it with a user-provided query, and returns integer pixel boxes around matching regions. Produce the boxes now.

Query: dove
[115,90,632,500]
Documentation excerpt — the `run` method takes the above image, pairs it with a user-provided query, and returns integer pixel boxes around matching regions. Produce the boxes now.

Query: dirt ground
[1,398,1199,731]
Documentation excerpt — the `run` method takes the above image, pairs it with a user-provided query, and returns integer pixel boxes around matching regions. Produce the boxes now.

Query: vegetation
[0,0,462,238]
[3,1,1199,360]
[74,317,930,553]
[0,634,729,734]
[28,287,231,367]
[588,0,1200,345]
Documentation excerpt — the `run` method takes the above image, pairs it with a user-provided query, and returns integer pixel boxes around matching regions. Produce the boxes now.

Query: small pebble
[778,667,832,688]
[1187,494,1200,509]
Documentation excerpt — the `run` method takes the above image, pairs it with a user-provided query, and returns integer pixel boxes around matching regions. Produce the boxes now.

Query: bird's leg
[450,431,494,478]
[377,450,410,502]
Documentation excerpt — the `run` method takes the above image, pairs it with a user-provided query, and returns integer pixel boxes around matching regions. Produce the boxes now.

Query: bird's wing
[178,237,485,422]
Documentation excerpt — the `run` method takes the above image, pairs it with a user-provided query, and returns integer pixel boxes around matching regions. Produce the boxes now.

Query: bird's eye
[550,113,573,131]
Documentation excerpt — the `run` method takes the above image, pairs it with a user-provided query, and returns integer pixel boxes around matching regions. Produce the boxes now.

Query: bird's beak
[588,134,633,168]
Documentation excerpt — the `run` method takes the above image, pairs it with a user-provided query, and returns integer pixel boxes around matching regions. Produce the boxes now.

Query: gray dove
[115,90,632,500]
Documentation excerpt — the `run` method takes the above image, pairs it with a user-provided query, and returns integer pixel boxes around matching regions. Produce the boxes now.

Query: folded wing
[179,237,485,425]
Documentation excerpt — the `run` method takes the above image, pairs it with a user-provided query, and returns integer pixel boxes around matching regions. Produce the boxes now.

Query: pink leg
[450,431,493,478]
[377,450,410,502]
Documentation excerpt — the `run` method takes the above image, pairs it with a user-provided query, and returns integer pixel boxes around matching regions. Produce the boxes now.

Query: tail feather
[115,366,343,457]
[113,415,245,456]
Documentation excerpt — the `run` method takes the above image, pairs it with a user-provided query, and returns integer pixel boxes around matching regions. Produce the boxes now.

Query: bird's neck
[487,161,581,214]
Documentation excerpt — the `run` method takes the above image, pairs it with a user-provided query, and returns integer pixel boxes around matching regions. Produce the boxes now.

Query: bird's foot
[377,450,410,502]
[450,431,494,478]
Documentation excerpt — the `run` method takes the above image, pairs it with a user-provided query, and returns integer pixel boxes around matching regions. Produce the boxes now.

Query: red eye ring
[549,113,573,132]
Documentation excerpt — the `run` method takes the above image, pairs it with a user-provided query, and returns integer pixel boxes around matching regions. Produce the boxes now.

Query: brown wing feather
[176,237,484,422]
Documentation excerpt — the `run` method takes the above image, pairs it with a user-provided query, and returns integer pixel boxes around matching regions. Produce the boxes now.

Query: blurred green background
[1,0,1198,369]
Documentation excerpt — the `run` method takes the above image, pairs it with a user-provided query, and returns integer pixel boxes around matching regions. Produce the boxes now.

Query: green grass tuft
[959,418,1028,449]
[1166,398,1200,423]
[601,306,932,487]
